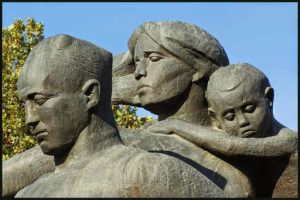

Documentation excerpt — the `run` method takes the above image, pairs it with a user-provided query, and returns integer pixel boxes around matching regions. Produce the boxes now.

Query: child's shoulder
[279,127,297,135]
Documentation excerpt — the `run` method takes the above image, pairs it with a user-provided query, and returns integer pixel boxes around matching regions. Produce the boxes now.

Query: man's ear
[81,79,101,110]
[265,87,274,109]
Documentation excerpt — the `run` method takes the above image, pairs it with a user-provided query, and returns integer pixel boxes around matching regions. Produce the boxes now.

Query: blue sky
[3,2,298,131]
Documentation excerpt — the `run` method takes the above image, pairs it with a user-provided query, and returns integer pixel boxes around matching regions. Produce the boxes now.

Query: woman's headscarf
[127,21,229,79]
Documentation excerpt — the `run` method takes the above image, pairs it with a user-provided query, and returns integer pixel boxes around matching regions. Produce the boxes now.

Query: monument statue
[13,34,228,197]
[115,21,253,196]
[2,21,297,198]
[148,63,298,196]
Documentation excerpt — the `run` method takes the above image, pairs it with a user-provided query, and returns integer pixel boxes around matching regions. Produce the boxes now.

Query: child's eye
[224,112,235,121]
[244,104,256,113]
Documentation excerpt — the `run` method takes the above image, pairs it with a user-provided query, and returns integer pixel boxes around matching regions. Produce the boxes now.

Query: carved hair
[206,63,271,102]
[19,34,113,114]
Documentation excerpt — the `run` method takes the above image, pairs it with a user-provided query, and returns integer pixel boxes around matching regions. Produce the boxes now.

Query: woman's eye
[149,56,162,62]
[34,95,50,105]
[224,112,235,121]
[244,104,256,113]
[149,53,163,62]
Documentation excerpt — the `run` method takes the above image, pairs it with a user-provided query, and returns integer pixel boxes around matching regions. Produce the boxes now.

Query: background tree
[113,105,152,129]
[2,18,152,160]
[2,18,44,160]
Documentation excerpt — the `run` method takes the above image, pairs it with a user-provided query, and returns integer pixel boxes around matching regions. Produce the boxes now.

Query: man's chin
[39,142,71,156]
[40,147,56,156]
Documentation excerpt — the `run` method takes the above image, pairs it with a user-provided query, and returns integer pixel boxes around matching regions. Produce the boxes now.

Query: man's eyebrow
[18,88,29,99]
[19,88,42,100]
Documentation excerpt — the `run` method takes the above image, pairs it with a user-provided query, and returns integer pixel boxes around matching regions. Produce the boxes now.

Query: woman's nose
[134,61,147,80]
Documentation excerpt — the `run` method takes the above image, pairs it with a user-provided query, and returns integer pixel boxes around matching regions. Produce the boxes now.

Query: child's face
[209,86,272,138]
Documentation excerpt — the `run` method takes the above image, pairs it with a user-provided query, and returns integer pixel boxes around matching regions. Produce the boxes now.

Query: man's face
[133,33,195,114]
[209,85,272,138]
[18,59,89,155]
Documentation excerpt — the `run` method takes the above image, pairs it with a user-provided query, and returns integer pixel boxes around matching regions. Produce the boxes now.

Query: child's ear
[208,107,221,129]
[264,87,274,110]
[208,107,216,118]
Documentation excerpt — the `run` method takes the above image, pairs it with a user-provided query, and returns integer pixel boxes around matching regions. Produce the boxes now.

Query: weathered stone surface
[120,126,253,197]
[15,144,226,197]
[111,51,140,105]
[272,151,298,198]
[112,51,135,77]
[2,145,54,197]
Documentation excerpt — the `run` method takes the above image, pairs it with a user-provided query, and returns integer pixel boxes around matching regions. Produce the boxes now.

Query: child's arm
[148,119,297,157]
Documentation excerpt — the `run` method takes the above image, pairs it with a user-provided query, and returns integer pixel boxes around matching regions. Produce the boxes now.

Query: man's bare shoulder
[113,145,226,197]
[82,144,226,197]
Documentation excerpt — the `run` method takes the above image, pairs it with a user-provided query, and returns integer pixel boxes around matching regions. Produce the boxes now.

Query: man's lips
[35,131,48,143]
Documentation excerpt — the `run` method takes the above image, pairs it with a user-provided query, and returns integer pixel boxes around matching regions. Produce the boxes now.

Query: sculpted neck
[158,82,210,126]
[267,116,284,137]
[54,114,121,171]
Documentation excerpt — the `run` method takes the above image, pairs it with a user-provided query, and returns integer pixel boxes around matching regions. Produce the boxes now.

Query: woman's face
[133,33,195,114]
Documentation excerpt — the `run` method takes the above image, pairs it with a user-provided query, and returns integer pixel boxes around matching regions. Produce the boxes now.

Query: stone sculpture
[3,21,297,198]
[13,34,228,197]
[116,21,253,196]
[148,63,298,196]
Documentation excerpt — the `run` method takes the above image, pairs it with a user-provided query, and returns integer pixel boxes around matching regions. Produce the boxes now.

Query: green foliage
[2,18,152,160]
[2,18,44,160]
[113,105,153,129]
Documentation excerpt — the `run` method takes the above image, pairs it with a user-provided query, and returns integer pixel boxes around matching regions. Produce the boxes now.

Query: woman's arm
[2,145,55,197]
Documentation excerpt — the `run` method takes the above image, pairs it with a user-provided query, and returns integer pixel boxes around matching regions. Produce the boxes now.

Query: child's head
[206,63,274,138]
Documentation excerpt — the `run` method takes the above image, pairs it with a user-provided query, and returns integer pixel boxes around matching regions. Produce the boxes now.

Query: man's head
[127,21,229,114]
[17,34,113,155]
[206,63,274,138]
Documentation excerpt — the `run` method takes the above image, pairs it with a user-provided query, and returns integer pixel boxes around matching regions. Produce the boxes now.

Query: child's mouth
[241,130,256,138]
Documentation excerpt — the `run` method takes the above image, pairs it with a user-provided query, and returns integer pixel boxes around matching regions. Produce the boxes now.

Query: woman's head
[127,21,229,114]
[129,21,229,77]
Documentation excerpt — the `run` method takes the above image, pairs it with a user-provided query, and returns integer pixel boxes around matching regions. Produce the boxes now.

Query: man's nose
[134,60,147,80]
[25,101,39,127]
[238,112,250,128]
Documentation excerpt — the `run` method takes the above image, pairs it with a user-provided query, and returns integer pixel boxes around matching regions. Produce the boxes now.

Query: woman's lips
[138,86,151,96]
